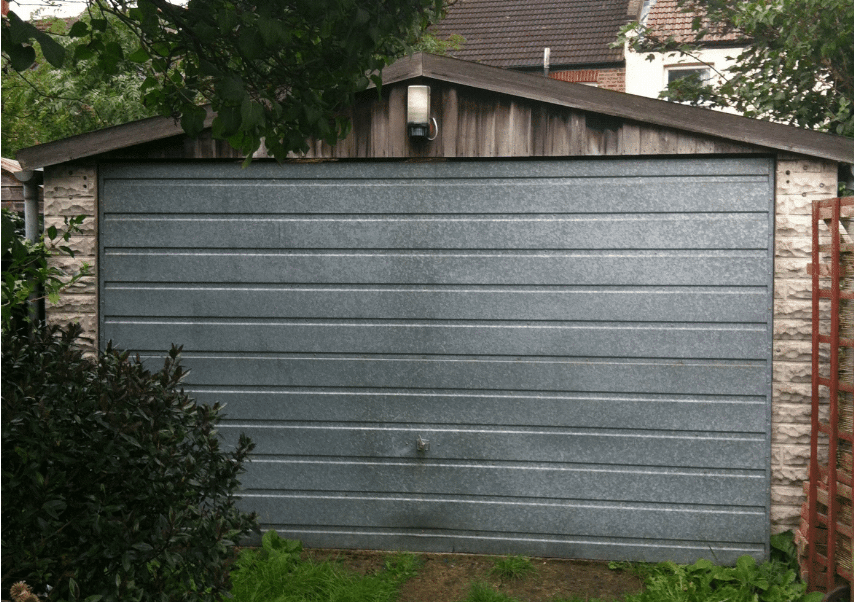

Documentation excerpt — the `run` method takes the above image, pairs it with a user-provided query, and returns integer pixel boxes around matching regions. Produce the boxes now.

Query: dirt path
[306,549,646,602]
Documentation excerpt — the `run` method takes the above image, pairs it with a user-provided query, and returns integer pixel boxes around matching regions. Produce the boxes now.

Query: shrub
[1,323,258,602]
[1,207,89,335]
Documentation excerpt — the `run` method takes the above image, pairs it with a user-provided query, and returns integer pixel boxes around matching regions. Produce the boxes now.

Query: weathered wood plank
[586,127,605,155]
[371,91,389,157]
[548,111,567,156]
[533,104,549,156]
[2,188,24,201]
[620,122,641,155]
[388,86,407,157]
[509,100,532,156]
[440,86,459,157]
[640,126,662,155]
[458,94,479,157]
[676,131,698,154]
[493,99,511,156]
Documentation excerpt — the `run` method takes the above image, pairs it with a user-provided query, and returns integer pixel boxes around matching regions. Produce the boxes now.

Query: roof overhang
[15,52,854,169]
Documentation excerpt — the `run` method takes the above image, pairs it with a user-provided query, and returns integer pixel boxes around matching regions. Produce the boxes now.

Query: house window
[665,67,711,87]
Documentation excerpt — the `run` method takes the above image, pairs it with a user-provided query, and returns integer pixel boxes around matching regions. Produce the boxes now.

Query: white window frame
[664,65,712,90]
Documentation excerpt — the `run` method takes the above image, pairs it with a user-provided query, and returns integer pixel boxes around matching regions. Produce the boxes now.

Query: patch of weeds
[770,531,800,570]
[549,596,610,602]
[624,554,824,602]
[230,531,415,602]
[382,552,420,581]
[608,560,653,580]
[489,555,537,580]
[459,581,521,602]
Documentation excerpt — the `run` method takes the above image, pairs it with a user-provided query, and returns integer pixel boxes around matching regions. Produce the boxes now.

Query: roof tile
[431,0,630,68]
[645,0,742,43]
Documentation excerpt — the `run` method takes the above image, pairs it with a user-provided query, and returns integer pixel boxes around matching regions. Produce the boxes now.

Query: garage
[20,53,851,564]
[97,157,773,563]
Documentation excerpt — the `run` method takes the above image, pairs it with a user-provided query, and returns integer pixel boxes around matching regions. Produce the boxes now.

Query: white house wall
[625,44,744,114]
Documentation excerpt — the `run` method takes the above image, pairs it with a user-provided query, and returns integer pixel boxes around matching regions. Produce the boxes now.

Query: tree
[620,0,853,136]
[2,0,446,161]
[2,12,156,155]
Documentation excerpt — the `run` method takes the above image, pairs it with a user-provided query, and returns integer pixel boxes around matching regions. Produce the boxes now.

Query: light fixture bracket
[407,85,435,140]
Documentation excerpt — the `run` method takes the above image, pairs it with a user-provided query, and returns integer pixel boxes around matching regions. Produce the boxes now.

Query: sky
[11,0,87,19]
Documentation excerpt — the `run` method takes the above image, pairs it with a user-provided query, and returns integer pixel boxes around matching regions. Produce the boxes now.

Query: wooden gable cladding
[101,81,766,162]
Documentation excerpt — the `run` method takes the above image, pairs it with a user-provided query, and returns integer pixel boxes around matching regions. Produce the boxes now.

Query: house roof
[430,0,630,68]
[14,52,853,169]
[645,0,743,44]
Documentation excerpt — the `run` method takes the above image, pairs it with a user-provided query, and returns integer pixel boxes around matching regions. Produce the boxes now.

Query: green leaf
[689,558,713,572]
[8,44,36,71]
[6,11,40,45]
[736,555,756,573]
[33,30,65,67]
[73,44,97,61]
[181,107,207,138]
[238,27,263,60]
[240,98,264,130]
[198,59,221,77]
[212,106,241,138]
[217,76,247,104]
[257,19,285,47]
[127,47,150,63]
[68,20,89,38]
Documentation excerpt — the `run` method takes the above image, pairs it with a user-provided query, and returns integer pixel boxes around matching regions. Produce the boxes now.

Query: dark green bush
[1,323,258,602]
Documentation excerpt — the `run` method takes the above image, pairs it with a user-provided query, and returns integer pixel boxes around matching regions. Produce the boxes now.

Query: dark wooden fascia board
[16,107,217,170]
[379,53,424,86]
[416,53,854,164]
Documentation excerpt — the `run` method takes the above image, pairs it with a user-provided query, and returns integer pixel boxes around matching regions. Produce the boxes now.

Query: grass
[489,555,537,581]
[455,584,606,602]
[230,530,418,602]
[457,582,522,602]
[230,531,823,602]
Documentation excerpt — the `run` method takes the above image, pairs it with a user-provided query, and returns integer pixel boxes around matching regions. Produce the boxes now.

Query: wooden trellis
[798,196,854,593]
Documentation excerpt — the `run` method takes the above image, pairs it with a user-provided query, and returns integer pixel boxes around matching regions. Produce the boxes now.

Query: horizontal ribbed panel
[240,459,767,505]
[102,284,770,322]
[187,389,767,432]
[112,320,767,359]
[99,158,774,563]
[103,250,769,286]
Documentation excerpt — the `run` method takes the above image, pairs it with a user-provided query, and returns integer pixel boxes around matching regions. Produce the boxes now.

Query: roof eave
[15,53,853,169]
[16,107,217,171]
[408,53,853,164]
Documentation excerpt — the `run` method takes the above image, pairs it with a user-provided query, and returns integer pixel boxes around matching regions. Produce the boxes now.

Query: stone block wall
[770,154,840,532]
[44,164,98,351]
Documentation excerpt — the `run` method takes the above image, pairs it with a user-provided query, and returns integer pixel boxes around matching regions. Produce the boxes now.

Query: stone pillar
[43,164,98,352]
[771,154,839,532]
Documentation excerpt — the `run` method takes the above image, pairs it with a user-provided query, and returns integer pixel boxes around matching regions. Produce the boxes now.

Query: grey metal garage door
[99,157,774,563]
